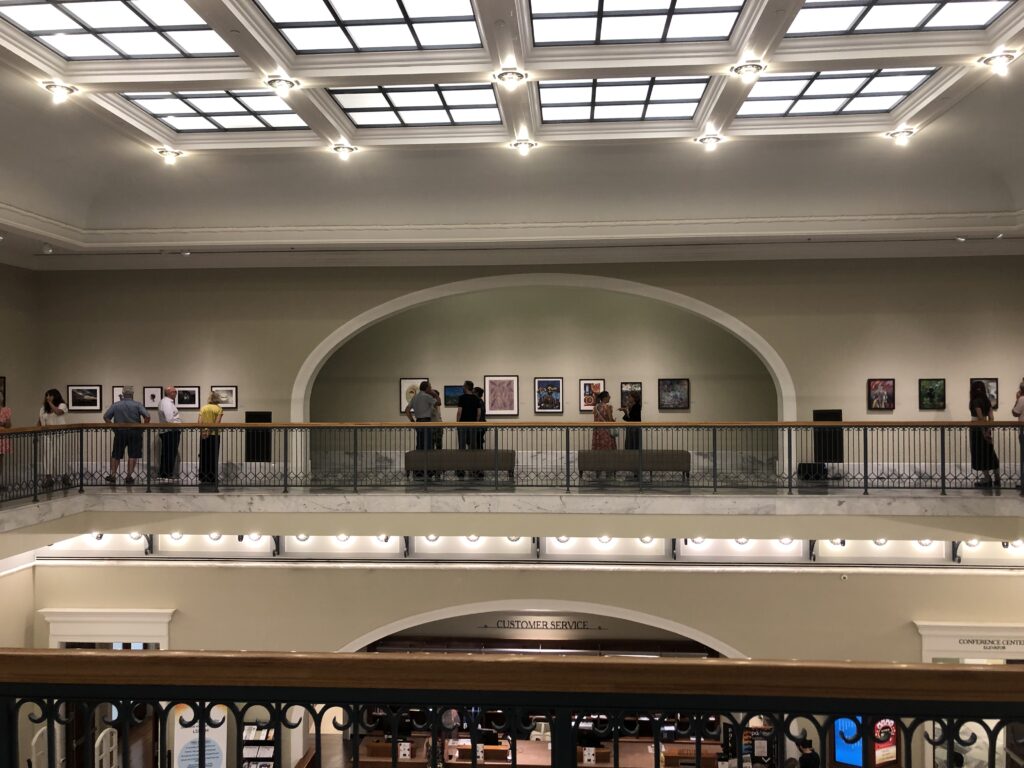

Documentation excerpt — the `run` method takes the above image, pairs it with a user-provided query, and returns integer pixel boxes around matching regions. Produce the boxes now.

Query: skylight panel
[650,81,707,100]
[186,97,245,113]
[540,86,594,104]
[538,76,708,122]
[861,73,928,91]
[134,97,194,114]
[748,78,808,97]
[594,103,645,119]
[211,115,264,130]
[166,29,232,54]
[124,89,309,132]
[533,16,598,42]
[803,76,867,94]
[403,0,474,15]
[533,0,598,10]
[129,0,205,26]
[281,26,353,50]
[237,94,290,111]
[843,94,905,110]
[329,84,503,128]
[329,0,403,21]
[0,4,79,31]
[595,84,650,101]
[256,0,333,23]
[102,30,176,55]
[348,111,402,126]
[450,107,501,123]
[63,2,145,28]
[787,5,863,33]
[542,106,593,120]
[645,102,698,118]
[388,89,444,107]
[346,23,417,48]
[666,11,738,38]
[334,91,390,109]
[262,114,307,128]
[788,97,846,112]
[40,32,116,56]
[738,99,792,115]
[605,0,671,8]
[923,0,1008,25]
[855,3,936,29]
[599,14,668,40]
[399,109,450,124]
[738,67,933,116]
[413,20,480,46]
[440,87,496,106]
[162,115,216,130]
[788,0,1012,34]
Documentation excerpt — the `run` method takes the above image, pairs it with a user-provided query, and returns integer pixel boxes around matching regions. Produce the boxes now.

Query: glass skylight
[735,68,935,117]
[530,0,743,45]
[330,83,501,127]
[0,0,235,59]
[254,0,482,53]
[786,0,1013,35]
[539,76,709,122]
[122,90,308,132]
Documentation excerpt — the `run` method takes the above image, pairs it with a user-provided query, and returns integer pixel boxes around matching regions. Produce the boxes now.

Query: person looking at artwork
[1012,378,1024,491]
[404,381,438,478]
[103,386,150,485]
[198,391,224,488]
[157,385,181,481]
[472,386,487,452]
[619,392,642,450]
[969,379,999,488]
[592,390,617,479]
[455,381,482,476]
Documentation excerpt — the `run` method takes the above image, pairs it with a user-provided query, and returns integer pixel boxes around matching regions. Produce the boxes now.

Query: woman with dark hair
[37,388,71,488]
[619,391,642,450]
[38,388,68,427]
[969,380,999,487]
[592,390,617,451]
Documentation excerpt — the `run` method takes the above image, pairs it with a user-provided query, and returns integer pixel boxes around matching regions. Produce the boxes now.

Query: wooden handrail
[0,651,1023,703]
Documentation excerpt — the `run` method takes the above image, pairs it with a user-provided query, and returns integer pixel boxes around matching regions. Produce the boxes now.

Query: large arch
[336,598,747,658]
[292,273,797,421]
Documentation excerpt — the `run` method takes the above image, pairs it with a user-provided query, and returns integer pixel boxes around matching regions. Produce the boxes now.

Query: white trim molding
[39,608,175,649]
[915,621,1024,663]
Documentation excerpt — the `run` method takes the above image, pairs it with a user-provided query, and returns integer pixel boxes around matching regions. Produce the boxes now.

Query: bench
[405,449,516,479]
[577,449,690,478]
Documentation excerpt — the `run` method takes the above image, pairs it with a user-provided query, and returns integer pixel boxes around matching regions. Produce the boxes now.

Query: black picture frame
[143,386,163,409]
[620,381,642,408]
[578,378,605,412]
[867,378,895,411]
[917,378,945,410]
[175,386,200,410]
[534,377,563,414]
[657,378,690,410]
[211,385,238,410]
[970,377,999,410]
[443,385,463,408]
[67,384,102,412]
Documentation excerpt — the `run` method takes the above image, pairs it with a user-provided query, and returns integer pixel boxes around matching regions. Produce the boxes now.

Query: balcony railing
[1,651,1023,768]
[0,422,1021,504]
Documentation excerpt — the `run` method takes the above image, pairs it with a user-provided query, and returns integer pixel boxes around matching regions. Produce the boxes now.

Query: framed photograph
[867,378,895,411]
[210,385,238,410]
[658,378,690,410]
[578,379,605,412]
[534,377,563,414]
[67,384,102,412]
[970,377,999,410]
[111,385,129,403]
[400,378,429,414]
[918,378,946,410]
[443,385,463,408]
[143,386,163,409]
[175,386,200,410]
[0,376,6,408]
[620,381,643,408]
[484,375,519,417]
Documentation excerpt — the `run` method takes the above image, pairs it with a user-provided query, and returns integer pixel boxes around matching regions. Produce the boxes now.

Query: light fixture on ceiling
[43,80,78,105]
[336,534,350,542]
[829,538,846,546]
[730,60,766,84]
[1011,539,1023,549]
[93,532,103,541]
[41,243,54,255]
[331,143,358,161]
[156,147,183,165]
[507,536,521,542]
[376,534,390,543]
[980,50,1017,77]
[180,250,191,257]
[639,536,654,544]
[208,532,222,542]
[555,535,570,543]
[779,537,794,545]
[884,126,915,147]
[691,536,705,545]
[735,537,749,545]
[295,533,310,542]
[128,531,142,541]
[265,74,299,98]
[995,233,1005,239]
[248,533,262,542]
[598,535,613,544]
[466,534,480,542]
[965,538,980,547]
[695,133,723,152]
[425,534,439,542]
[956,236,968,242]
[874,538,888,546]
[170,531,183,541]
[510,138,538,157]
[494,68,528,91]
[917,539,933,547]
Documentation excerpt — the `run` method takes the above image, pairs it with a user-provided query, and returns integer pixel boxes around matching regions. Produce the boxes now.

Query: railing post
[32,431,39,502]
[495,426,500,491]
[0,697,15,768]
[78,426,85,493]
[146,427,152,493]
[551,708,576,768]
[283,426,290,494]
[352,427,359,492]
[862,426,869,495]
[940,426,947,496]
[711,427,718,493]
[565,427,571,493]
[637,427,644,490]
[786,426,793,494]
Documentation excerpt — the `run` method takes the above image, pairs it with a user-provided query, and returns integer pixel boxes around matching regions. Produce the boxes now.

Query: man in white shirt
[157,385,182,480]
[1013,379,1024,491]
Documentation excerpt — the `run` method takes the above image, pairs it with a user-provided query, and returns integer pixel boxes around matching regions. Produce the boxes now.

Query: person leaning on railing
[1013,379,1024,491]
[198,391,224,488]
[103,386,150,486]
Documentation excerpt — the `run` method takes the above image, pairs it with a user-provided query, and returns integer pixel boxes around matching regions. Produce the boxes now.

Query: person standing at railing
[198,391,224,488]
[455,381,481,478]
[157,385,181,481]
[103,386,150,486]
[969,380,999,488]
[404,380,438,478]
[1013,379,1024,491]
[37,388,71,488]
[0,397,10,492]
[619,392,642,450]
[593,391,617,480]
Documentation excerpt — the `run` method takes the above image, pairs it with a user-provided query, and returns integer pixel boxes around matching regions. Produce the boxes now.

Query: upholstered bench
[577,449,691,478]
[404,449,516,479]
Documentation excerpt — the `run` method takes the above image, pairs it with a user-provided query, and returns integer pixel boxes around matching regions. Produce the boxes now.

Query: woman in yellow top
[197,392,224,487]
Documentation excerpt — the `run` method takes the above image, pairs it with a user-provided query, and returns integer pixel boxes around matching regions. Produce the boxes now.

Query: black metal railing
[2,652,1024,768]
[0,422,1021,503]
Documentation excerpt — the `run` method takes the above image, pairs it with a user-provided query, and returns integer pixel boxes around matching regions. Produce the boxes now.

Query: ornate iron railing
[1,652,1023,768]
[0,422,1021,503]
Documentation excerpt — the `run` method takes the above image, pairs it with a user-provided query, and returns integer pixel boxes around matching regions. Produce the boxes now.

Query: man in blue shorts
[103,386,150,485]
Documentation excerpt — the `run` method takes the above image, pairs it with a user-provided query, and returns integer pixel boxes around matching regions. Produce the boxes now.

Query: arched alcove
[291,274,797,422]
[309,285,780,422]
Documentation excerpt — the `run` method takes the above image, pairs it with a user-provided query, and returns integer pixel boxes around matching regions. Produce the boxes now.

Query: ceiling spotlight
[735,537,749,545]
[208,532,222,542]
[598,535,613,544]
[917,539,933,547]
[494,68,528,91]
[639,536,654,544]
[695,134,722,152]
[128,531,142,541]
[248,533,262,542]
[466,534,480,542]
[507,536,521,542]
[965,538,980,547]
[425,534,439,542]
[180,250,191,257]
[92,532,103,541]
[955,236,968,242]
[41,243,54,255]
[829,538,844,546]
[995,233,1005,239]
[336,534,350,542]
[331,143,357,161]
[1012,539,1024,549]
[874,538,888,546]
[555,536,570,544]
[511,138,538,157]
[156,147,183,165]
[779,537,794,545]
[295,533,310,542]
[43,80,78,105]
[885,126,915,147]
[376,534,390,543]
[730,60,765,83]
[691,536,705,545]
[265,74,299,97]
[980,50,1017,77]
[170,531,183,541]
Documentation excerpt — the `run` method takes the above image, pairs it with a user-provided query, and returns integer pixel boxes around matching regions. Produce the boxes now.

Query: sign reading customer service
[474,614,610,637]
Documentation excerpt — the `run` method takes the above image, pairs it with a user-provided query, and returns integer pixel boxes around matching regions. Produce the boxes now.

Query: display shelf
[242,724,275,767]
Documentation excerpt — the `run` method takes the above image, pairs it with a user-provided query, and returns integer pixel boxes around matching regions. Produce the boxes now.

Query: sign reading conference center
[957,637,1024,652]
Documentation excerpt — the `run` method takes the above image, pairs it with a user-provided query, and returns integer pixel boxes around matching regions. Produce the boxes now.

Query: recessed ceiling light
[466,534,480,542]
[980,50,1017,77]
[779,537,794,545]
[494,68,527,91]
[598,535,613,544]
[956,236,967,242]
[295,533,310,542]
[691,536,705,545]
[331,143,358,161]
[511,138,538,157]
[425,534,439,542]
[170,531,183,540]
[507,536,521,542]
[730,60,766,84]
[555,535,570,543]
[92,532,103,541]
[156,147,183,165]
[695,133,723,152]
[884,126,915,146]
[41,243,54,255]
[209,532,222,541]
[735,537,749,545]
[336,534,350,542]
[376,534,390,543]
[639,536,654,544]
[995,233,1005,239]
[42,80,78,105]
[129,531,142,541]
[180,250,191,257]
[265,74,299,97]
[1011,539,1023,549]
[965,538,980,547]
[248,533,262,542]
[829,538,845,546]
[874,538,888,546]
[917,539,933,547]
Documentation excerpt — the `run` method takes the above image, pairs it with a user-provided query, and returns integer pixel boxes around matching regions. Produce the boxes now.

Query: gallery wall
[310,287,777,422]
[5,254,1023,427]
[22,561,1024,661]
[0,264,38,426]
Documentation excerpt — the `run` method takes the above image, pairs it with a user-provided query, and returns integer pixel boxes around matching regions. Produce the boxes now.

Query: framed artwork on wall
[970,377,999,410]
[620,381,643,408]
[0,376,5,407]
[484,375,519,417]
[443,385,463,407]
[534,377,563,414]
[867,378,895,411]
[111,385,128,403]
[143,386,163,409]
[67,385,102,412]
[175,386,200,410]
[918,379,946,410]
[578,379,605,412]
[657,378,690,410]
[399,378,428,414]
[211,385,238,410]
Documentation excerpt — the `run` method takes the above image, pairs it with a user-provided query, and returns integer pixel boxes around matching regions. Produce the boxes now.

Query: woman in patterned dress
[592,390,616,450]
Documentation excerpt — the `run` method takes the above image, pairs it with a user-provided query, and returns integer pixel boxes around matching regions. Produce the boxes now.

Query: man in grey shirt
[103,386,150,485]
[404,380,440,458]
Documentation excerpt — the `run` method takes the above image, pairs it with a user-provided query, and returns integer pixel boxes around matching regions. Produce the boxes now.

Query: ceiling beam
[478,0,534,144]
